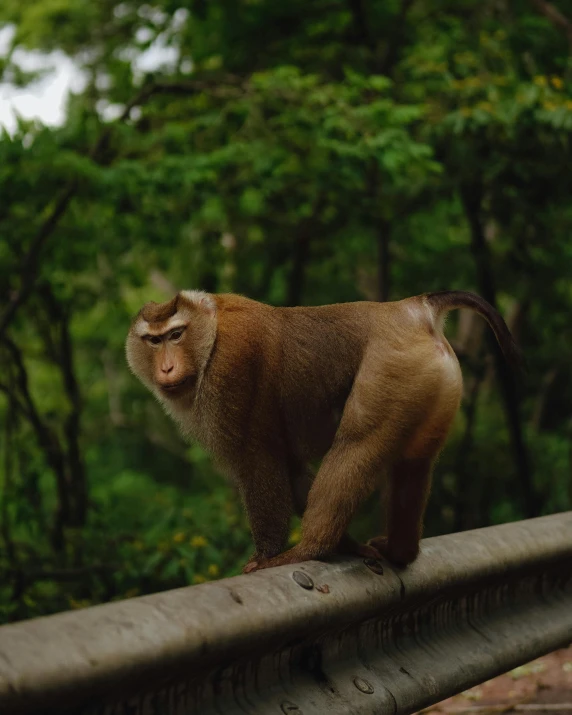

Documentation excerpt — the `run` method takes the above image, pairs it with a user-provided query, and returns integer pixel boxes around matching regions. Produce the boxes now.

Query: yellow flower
[534,75,547,87]
[190,535,208,548]
[551,76,563,90]
[289,527,302,545]
[542,101,557,111]
[173,532,186,543]
[193,574,207,584]
[207,564,220,577]
[565,101,572,111]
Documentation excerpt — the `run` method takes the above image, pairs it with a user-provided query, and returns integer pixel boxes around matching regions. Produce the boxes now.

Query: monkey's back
[201,295,457,465]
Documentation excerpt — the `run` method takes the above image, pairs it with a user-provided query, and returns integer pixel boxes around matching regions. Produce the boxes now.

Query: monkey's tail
[424,290,522,370]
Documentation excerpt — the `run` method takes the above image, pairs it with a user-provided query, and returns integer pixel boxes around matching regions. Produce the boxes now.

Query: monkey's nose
[161,365,174,374]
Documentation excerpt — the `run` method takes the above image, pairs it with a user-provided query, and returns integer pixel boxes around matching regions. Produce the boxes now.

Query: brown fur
[126,290,517,571]
[426,290,522,369]
[140,295,179,323]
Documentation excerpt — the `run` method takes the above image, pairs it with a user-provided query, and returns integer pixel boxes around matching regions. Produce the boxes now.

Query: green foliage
[1,0,571,623]
[0,467,253,622]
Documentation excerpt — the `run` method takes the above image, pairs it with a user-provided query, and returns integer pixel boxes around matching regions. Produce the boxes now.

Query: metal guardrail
[0,512,571,715]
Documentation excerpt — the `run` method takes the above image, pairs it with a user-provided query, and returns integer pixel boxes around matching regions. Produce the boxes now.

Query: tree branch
[0,76,244,340]
[0,381,30,419]
[1,394,17,567]
[380,0,417,75]
[0,183,78,341]
[1,336,71,549]
[530,0,572,48]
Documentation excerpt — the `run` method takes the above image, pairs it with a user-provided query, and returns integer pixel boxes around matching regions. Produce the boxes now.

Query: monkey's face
[126,291,217,401]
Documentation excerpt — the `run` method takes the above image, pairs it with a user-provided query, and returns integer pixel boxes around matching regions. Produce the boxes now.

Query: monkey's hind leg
[336,534,383,560]
[368,458,433,566]
[368,391,460,567]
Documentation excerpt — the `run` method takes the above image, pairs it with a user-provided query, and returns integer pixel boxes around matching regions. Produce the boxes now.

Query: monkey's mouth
[160,376,191,393]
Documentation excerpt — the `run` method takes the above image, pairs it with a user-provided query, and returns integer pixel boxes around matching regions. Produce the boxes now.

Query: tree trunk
[377,220,391,302]
[460,183,537,518]
[42,287,88,529]
[453,359,486,531]
[287,198,325,306]
[287,230,312,307]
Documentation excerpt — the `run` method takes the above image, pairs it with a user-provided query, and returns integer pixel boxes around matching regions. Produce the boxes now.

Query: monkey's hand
[243,546,309,571]
[242,554,263,574]
[242,552,287,573]
[243,538,384,572]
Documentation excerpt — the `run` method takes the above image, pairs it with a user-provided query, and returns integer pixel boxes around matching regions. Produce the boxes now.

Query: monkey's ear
[198,294,216,315]
[180,290,217,316]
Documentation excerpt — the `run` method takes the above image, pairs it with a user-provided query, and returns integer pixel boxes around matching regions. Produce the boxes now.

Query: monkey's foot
[367,536,419,567]
[336,534,382,560]
[245,546,310,571]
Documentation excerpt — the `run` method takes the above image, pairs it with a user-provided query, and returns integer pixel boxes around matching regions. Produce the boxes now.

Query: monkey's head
[126,290,217,402]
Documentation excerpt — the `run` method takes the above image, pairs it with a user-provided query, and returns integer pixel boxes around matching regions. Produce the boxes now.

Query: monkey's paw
[367,536,419,566]
[242,552,286,573]
[336,534,383,561]
[242,553,266,573]
[242,559,260,574]
[246,547,309,571]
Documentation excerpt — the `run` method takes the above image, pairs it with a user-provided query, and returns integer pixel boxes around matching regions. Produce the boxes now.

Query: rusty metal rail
[0,513,571,715]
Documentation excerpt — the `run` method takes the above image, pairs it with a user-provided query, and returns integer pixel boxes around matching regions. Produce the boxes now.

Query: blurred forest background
[0,0,571,624]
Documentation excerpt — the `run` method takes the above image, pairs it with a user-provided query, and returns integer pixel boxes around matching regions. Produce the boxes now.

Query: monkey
[126,289,520,572]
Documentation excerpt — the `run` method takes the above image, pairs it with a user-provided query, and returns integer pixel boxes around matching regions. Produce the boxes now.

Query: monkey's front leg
[249,428,381,571]
[238,458,294,574]
[290,466,381,562]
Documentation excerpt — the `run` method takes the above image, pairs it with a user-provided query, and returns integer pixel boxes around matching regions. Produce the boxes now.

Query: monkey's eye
[147,336,162,346]
[169,330,184,341]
